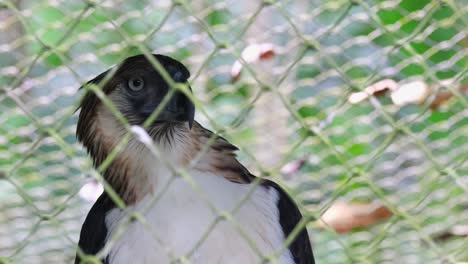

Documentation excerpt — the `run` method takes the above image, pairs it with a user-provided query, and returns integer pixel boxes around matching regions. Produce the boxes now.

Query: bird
[75,54,315,264]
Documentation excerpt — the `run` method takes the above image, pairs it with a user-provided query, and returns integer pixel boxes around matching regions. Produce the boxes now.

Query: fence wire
[0,0,467,263]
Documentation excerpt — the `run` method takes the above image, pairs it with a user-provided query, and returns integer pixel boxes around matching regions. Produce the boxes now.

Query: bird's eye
[128,77,144,92]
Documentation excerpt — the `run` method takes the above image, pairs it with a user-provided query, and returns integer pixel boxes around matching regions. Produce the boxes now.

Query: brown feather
[76,55,254,204]
[78,99,253,204]
[186,122,254,184]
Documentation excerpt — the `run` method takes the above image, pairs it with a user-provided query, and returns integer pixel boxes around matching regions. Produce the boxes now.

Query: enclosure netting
[0,0,467,263]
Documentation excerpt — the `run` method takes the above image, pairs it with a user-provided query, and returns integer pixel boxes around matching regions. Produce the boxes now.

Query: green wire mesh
[0,0,467,263]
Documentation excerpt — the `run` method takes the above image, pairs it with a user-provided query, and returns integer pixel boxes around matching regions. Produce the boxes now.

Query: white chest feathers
[104,171,294,264]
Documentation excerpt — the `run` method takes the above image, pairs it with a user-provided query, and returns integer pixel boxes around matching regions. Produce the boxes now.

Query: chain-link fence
[0,0,467,263]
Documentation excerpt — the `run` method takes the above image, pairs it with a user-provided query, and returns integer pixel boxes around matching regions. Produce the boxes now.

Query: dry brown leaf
[318,201,393,234]
[430,84,468,110]
[349,78,468,109]
[348,79,433,107]
[434,225,468,241]
[348,79,398,104]
[230,43,276,83]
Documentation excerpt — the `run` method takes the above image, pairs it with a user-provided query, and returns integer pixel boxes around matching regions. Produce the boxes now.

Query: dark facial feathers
[77,54,195,146]
[79,54,190,91]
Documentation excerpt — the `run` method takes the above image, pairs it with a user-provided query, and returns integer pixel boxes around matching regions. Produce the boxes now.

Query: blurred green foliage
[0,0,466,262]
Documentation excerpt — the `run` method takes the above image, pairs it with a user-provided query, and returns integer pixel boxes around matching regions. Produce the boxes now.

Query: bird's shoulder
[261,179,315,264]
[191,123,254,183]
[75,192,115,264]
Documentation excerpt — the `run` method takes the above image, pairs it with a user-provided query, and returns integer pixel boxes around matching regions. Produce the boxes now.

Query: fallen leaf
[434,225,468,241]
[318,201,393,234]
[390,81,431,106]
[348,79,435,107]
[79,179,103,202]
[280,158,307,177]
[430,84,468,110]
[348,79,398,104]
[231,43,276,83]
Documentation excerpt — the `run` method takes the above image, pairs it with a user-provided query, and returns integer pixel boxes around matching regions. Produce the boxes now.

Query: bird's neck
[82,107,252,205]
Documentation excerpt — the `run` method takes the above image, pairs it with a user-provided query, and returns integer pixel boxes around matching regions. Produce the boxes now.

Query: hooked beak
[166,92,194,129]
[141,92,195,129]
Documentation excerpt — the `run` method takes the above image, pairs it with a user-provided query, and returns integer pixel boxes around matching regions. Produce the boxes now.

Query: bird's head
[77,54,195,150]
[76,54,251,203]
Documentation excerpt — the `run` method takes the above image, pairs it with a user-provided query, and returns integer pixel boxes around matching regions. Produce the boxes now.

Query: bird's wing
[194,124,314,262]
[263,180,315,264]
[75,192,115,264]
